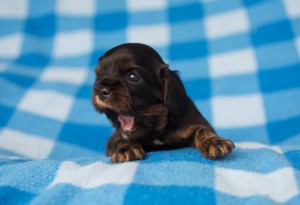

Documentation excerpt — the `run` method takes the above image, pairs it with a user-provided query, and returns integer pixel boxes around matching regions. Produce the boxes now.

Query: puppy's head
[92,43,187,140]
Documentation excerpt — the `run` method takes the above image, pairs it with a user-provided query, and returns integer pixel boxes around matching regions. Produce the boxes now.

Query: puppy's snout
[101,87,111,98]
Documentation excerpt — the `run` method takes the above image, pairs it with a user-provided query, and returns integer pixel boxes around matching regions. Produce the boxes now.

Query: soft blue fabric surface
[0,0,300,204]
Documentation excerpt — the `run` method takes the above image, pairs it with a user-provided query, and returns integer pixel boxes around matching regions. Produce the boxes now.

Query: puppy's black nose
[101,87,111,98]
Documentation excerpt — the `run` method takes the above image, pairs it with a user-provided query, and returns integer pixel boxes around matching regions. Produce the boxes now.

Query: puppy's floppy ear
[160,65,187,116]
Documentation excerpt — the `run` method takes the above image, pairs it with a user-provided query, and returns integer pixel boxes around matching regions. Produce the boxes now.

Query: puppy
[92,43,234,163]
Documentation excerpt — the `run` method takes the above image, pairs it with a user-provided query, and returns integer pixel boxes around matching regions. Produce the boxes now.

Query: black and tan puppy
[92,43,234,163]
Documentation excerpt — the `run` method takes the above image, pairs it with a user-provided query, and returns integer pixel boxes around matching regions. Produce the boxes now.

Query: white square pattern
[0,0,27,18]
[49,161,138,188]
[0,129,54,159]
[40,67,88,85]
[127,0,167,12]
[205,8,249,39]
[284,0,300,18]
[216,167,299,203]
[127,24,169,47]
[56,0,95,16]
[18,90,73,121]
[0,34,23,58]
[212,94,266,128]
[209,48,257,77]
[53,30,93,57]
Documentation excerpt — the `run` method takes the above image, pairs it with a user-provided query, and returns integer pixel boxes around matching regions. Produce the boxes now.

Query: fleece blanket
[0,0,300,204]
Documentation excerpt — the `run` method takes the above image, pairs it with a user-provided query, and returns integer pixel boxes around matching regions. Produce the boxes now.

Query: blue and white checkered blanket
[1,0,300,204]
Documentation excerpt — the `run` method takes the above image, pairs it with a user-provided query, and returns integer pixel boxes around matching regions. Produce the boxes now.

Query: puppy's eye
[129,73,140,82]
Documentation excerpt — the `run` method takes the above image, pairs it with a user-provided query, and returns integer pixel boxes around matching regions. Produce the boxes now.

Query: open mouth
[118,115,135,131]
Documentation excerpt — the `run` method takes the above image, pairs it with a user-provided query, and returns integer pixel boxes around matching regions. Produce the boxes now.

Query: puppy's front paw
[201,137,235,159]
[195,131,235,160]
[111,143,145,163]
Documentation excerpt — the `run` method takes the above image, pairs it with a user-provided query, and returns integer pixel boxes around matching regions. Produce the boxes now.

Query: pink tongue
[118,115,134,131]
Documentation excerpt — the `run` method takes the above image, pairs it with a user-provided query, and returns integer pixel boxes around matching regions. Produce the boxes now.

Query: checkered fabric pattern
[0,0,300,204]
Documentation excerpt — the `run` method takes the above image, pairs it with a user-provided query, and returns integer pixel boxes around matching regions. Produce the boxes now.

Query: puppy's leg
[106,132,145,163]
[106,132,122,156]
[193,127,235,159]
[111,141,145,163]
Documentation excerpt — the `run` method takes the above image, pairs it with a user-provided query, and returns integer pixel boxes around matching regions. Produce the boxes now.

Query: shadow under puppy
[92,43,235,163]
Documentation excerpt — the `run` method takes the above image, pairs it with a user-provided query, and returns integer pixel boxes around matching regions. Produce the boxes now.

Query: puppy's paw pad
[200,137,235,160]
[111,145,145,163]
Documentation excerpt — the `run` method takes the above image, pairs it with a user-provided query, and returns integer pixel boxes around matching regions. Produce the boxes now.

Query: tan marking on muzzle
[94,94,114,110]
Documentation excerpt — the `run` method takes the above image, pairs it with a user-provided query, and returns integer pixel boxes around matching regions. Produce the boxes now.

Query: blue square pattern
[169,40,208,60]
[214,148,291,173]
[0,73,36,88]
[68,98,111,126]
[132,161,215,187]
[21,35,54,56]
[217,125,270,144]
[57,16,93,32]
[0,78,26,108]
[0,1,300,205]
[47,142,103,159]
[76,84,93,98]
[16,54,51,67]
[89,50,105,67]
[255,40,299,70]
[94,30,127,50]
[207,33,252,54]
[0,187,36,205]
[124,185,216,205]
[195,99,213,123]
[0,104,14,127]
[28,0,55,17]
[263,88,300,122]
[36,185,131,205]
[84,69,97,86]
[24,14,56,37]
[4,64,43,78]
[211,73,260,96]
[171,58,210,80]
[184,77,211,100]
[251,20,294,45]
[0,20,24,36]
[168,3,204,22]
[243,0,265,6]
[50,55,91,67]
[128,10,168,26]
[94,11,128,31]
[267,116,300,143]
[247,0,287,28]
[95,0,126,14]
[58,122,111,152]
[6,110,63,140]
[259,64,300,93]
[285,150,300,170]
[170,19,205,43]
[291,18,300,36]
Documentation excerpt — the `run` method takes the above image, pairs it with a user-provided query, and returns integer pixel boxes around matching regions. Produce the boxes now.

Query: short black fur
[92,43,234,163]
